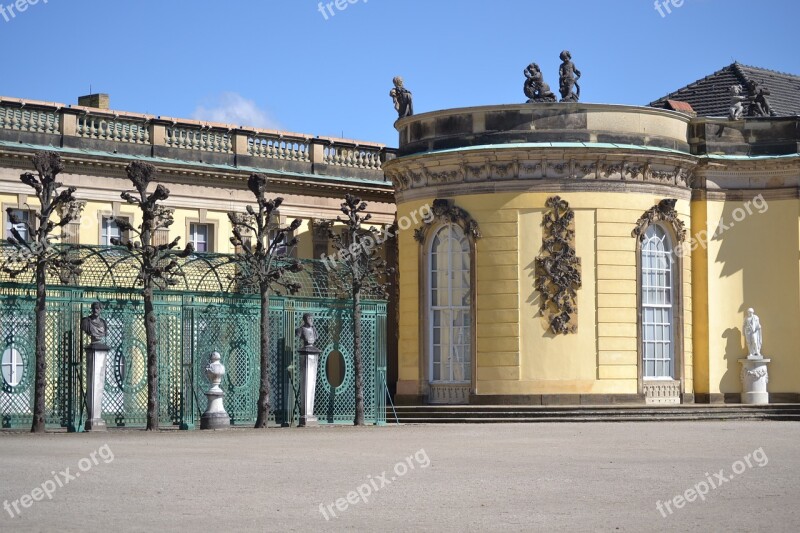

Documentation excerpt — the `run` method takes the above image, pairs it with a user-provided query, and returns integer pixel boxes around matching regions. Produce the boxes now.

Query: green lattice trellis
[0,245,387,429]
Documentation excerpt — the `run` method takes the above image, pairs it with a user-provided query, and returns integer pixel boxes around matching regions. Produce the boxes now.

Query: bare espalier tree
[2,151,84,433]
[115,161,193,431]
[328,194,391,426]
[228,173,302,428]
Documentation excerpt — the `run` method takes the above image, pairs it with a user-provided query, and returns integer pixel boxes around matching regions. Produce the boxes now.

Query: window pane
[429,224,471,383]
[191,223,209,252]
[6,210,29,242]
[641,225,675,379]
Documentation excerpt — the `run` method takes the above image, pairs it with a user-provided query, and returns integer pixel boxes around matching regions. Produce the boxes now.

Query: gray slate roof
[649,63,800,117]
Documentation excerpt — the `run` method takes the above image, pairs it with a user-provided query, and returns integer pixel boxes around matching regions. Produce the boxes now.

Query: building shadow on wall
[711,197,775,395]
[721,327,743,393]
[524,257,559,339]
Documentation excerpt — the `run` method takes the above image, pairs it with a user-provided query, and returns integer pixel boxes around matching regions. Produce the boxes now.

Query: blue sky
[1,0,798,146]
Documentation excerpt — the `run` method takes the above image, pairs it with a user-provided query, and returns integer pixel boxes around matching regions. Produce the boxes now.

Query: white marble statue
[743,308,762,358]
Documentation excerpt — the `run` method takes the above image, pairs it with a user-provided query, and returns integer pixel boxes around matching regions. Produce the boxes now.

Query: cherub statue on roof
[524,63,557,103]
[729,84,746,120]
[746,80,777,117]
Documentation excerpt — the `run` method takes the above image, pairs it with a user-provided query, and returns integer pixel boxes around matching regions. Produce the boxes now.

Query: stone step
[384,404,800,423]
[386,415,800,424]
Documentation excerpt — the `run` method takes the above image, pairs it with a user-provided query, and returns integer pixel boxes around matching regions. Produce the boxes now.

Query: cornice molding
[0,148,394,202]
[384,149,696,197]
[396,180,694,203]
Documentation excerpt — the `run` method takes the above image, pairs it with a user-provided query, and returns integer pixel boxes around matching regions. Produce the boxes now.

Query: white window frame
[100,216,128,246]
[5,208,33,243]
[189,222,210,253]
[428,223,471,384]
[641,224,675,380]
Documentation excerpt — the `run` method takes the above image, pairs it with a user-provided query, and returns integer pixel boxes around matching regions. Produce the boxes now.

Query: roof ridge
[648,63,739,106]
[735,63,800,79]
[730,62,751,87]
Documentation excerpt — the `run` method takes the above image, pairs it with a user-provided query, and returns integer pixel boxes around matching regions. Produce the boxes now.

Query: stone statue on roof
[746,80,777,117]
[524,63,557,103]
[558,50,581,102]
[390,76,414,119]
[729,84,746,120]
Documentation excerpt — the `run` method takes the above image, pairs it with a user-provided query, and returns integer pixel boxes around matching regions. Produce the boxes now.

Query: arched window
[429,224,471,383]
[641,224,675,379]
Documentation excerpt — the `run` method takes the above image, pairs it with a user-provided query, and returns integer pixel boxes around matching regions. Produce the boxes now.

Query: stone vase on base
[201,352,230,430]
[739,357,771,405]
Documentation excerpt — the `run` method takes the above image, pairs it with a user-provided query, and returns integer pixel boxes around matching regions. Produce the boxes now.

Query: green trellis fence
[0,246,387,429]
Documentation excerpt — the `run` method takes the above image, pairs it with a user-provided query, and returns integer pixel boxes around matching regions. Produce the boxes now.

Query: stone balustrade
[249,134,311,162]
[0,104,60,135]
[77,114,150,144]
[0,96,395,181]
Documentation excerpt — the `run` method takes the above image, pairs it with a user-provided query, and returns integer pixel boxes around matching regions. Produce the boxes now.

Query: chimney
[78,93,110,110]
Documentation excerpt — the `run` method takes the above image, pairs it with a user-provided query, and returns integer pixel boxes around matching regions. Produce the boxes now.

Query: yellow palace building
[385,63,800,406]
[1,63,799,409]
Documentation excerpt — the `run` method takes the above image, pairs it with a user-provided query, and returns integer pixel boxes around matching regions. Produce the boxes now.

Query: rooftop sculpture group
[525,51,581,103]
[729,80,777,120]
[392,50,583,118]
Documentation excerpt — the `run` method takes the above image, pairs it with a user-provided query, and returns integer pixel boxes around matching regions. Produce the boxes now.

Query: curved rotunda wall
[395,103,692,157]
[386,104,696,403]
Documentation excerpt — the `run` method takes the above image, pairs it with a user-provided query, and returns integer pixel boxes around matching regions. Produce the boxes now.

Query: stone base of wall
[428,383,470,404]
[696,392,800,404]
[469,394,645,406]
[643,380,682,405]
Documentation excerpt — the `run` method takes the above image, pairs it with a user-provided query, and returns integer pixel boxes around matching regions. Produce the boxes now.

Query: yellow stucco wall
[396,192,693,398]
[0,195,336,259]
[696,197,800,395]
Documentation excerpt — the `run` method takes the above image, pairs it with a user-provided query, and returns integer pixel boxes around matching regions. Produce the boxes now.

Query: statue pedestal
[299,347,319,427]
[85,343,108,432]
[200,389,229,429]
[739,357,771,405]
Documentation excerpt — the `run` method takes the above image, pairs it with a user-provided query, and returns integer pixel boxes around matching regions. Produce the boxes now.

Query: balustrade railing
[165,126,233,153]
[0,106,60,135]
[0,98,390,174]
[249,134,310,162]
[324,144,383,170]
[77,115,150,144]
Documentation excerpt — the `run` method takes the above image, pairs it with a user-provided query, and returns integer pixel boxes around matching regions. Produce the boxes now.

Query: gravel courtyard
[1,422,798,532]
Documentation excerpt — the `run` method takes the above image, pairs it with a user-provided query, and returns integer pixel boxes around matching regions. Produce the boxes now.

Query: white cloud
[191,92,281,130]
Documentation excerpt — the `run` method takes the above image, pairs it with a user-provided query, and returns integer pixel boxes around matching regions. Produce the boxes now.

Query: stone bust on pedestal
[296,313,319,427]
[81,302,108,349]
[296,313,320,354]
[80,301,109,431]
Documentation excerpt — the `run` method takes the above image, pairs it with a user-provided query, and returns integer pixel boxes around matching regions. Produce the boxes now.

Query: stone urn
[201,352,230,429]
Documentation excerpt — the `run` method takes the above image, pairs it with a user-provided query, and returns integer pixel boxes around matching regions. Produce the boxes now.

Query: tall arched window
[429,224,471,383]
[641,224,675,379]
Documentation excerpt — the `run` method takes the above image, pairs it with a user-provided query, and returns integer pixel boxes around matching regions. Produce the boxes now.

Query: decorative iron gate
[0,246,387,429]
